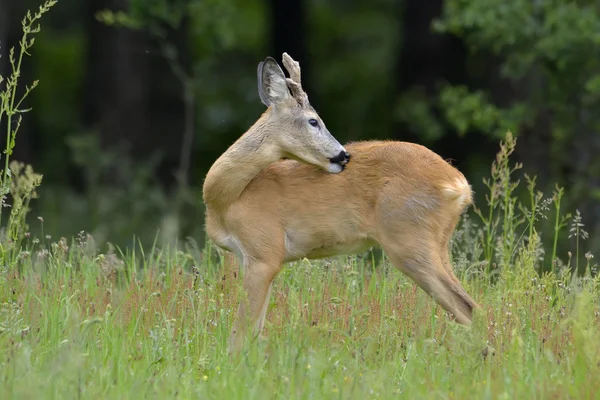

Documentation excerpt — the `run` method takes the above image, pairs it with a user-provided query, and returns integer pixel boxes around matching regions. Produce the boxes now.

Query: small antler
[282,52,309,107]
[282,53,302,84]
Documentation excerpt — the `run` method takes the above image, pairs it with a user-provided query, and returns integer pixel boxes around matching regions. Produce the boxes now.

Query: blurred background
[1,0,599,252]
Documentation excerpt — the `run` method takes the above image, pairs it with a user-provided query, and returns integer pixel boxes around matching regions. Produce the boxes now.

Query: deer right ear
[257,57,292,107]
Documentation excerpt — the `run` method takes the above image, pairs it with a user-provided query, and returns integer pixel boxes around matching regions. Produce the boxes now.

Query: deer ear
[257,57,291,107]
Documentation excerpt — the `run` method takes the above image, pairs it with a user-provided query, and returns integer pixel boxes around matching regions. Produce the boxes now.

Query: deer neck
[203,110,281,210]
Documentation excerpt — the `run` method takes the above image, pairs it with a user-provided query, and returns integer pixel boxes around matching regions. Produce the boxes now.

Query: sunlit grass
[1,232,599,399]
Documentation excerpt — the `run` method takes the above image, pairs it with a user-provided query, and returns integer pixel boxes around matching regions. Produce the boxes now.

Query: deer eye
[308,119,319,128]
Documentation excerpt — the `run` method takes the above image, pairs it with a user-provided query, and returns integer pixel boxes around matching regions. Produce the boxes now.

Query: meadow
[1,2,600,399]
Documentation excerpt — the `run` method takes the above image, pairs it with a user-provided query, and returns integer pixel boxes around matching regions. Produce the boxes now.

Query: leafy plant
[0,0,56,261]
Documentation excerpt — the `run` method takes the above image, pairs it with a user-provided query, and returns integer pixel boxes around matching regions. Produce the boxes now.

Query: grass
[2,2,600,398]
[0,230,599,399]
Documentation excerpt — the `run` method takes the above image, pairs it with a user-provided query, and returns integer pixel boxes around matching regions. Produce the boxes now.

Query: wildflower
[203,375,208,381]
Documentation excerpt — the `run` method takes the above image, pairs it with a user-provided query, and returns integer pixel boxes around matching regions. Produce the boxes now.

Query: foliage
[434,0,600,139]
[96,0,267,148]
[432,0,600,249]
[309,0,400,142]
[64,132,170,246]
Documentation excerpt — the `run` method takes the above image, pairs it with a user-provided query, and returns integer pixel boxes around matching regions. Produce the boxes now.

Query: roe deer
[202,53,479,353]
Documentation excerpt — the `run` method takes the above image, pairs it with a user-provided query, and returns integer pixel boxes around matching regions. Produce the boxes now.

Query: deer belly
[284,229,374,261]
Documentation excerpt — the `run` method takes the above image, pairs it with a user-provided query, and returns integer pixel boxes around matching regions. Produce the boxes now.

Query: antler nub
[282,52,302,85]
[282,52,309,107]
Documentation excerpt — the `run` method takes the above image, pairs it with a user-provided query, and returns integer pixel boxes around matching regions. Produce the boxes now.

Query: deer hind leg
[229,258,280,354]
[438,209,481,314]
[438,176,479,306]
[381,233,476,325]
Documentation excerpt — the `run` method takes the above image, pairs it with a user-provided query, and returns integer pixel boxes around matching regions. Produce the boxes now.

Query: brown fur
[202,54,479,353]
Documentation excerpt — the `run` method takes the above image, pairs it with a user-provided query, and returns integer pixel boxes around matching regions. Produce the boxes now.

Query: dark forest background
[1,0,599,253]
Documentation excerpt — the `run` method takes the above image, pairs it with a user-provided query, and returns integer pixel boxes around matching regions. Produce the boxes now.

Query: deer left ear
[257,57,292,107]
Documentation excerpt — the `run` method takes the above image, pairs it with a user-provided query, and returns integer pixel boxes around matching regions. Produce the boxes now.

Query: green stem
[528,187,535,240]
[502,176,511,266]
[3,37,28,189]
[575,228,579,276]
[485,193,495,273]
[551,190,562,273]
[0,43,29,229]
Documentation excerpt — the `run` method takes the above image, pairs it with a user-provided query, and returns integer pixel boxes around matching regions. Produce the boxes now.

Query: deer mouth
[327,151,350,174]
[329,150,351,165]
[326,150,350,173]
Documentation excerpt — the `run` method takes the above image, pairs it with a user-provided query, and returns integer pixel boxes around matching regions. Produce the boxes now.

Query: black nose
[329,150,351,165]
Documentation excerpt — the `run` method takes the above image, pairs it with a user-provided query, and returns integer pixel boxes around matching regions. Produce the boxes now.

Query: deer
[202,53,480,353]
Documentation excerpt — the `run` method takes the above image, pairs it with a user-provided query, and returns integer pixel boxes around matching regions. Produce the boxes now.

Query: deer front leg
[229,259,280,354]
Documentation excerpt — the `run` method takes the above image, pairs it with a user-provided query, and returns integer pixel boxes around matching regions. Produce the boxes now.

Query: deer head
[257,53,350,173]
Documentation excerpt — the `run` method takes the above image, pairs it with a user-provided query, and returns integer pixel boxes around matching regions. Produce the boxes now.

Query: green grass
[0,228,599,399]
